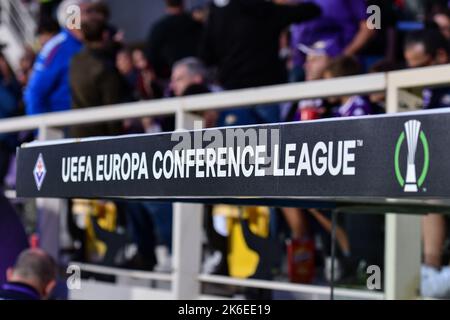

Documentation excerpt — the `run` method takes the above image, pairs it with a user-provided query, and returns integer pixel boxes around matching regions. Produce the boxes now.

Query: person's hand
[113,30,125,44]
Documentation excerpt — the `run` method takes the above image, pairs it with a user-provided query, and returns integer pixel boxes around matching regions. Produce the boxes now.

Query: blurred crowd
[1,0,450,299]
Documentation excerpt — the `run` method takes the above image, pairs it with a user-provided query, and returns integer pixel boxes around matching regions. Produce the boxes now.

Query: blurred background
[0,0,449,300]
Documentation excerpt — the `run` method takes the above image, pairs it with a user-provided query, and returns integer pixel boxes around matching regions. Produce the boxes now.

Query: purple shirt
[291,0,368,66]
[334,96,372,117]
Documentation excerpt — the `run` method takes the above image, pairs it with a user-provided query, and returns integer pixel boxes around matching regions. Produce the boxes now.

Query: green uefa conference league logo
[394,120,430,193]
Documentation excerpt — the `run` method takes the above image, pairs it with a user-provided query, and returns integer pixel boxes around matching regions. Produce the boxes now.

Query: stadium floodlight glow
[404,120,421,192]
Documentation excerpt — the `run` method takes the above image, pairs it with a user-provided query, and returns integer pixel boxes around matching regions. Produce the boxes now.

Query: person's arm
[422,214,447,268]
[24,55,60,115]
[343,21,376,56]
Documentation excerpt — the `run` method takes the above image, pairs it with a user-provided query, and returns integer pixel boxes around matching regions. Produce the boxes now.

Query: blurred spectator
[117,47,162,102]
[24,0,93,115]
[283,55,380,284]
[146,0,203,80]
[69,19,128,138]
[127,57,221,273]
[290,0,374,82]
[36,17,61,48]
[322,58,385,283]
[0,195,29,287]
[200,0,320,285]
[361,0,399,67]
[324,56,373,117]
[39,0,62,21]
[302,39,343,81]
[191,3,209,24]
[0,249,57,300]
[404,29,450,109]
[90,1,125,55]
[201,0,321,91]
[286,39,342,122]
[403,28,450,298]
[171,57,219,127]
[132,48,162,100]
[201,0,321,127]
[0,52,21,187]
[368,60,400,112]
[116,49,175,270]
[116,48,140,97]
[114,55,180,274]
[171,56,209,97]
[17,48,36,89]
[430,7,450,40]
[404,29,449,68]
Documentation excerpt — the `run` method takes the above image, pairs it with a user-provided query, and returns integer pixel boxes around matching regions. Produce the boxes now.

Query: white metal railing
[74,263,173,282]
[68,263,383,300]
[198,274,384,300]
[0,72,387,133]
[3,64,450,300]
[1,65,449,133]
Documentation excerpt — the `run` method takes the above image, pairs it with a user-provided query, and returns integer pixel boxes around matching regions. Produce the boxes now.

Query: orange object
[287,237,315,283]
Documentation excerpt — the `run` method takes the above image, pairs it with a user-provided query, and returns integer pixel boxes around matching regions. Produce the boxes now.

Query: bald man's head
[7,249,57,299]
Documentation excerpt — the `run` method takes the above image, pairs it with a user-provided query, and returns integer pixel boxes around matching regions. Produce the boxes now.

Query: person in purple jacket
[290,0,375,81]
[323,56,373,117]
[0,195,28,286]
[289,38,343,122]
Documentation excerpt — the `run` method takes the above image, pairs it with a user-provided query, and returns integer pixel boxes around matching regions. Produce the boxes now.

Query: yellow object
[213,205,270,279]
[72,199,117,262]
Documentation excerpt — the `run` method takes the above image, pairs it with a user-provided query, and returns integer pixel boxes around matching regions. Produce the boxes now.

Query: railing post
[36,126,68,260]
[172,108,204,299]
[384,77,422,299]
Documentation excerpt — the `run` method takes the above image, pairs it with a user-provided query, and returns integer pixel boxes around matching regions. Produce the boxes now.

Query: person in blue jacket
[24,0,94,115]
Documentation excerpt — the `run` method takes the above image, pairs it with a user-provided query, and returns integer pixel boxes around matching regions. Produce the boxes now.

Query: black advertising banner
[15,110,450,200]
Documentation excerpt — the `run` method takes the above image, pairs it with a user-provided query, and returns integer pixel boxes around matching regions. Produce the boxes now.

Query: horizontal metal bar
[198,274,384,300]
[0,73,386,134]
[182,73,386,112]
[388,64,450,89]
[71,263,384,299]
[4,64,447,135]
[74,262,173,282]
[70,280,174,300]
[0,99,181,134]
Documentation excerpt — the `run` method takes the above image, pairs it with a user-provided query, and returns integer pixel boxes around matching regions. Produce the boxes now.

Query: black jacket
[200,0,321,90]
[146,13,203,79]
